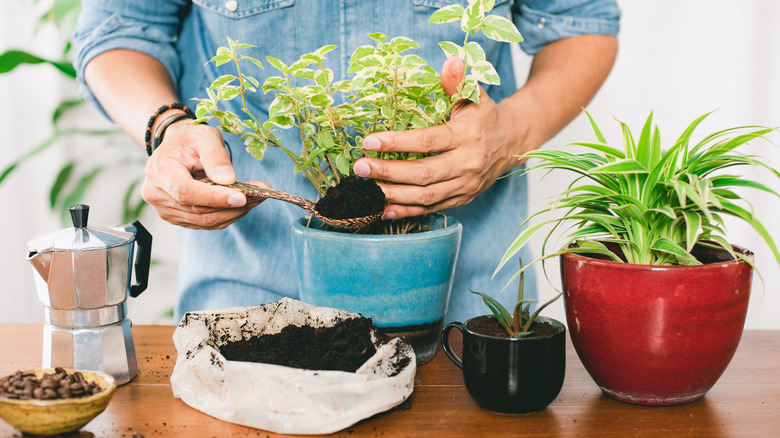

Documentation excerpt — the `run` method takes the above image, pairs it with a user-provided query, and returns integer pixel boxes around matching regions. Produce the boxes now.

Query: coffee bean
[0,369,105,401]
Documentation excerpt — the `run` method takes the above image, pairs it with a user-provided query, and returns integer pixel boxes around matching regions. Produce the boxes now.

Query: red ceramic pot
[560,244,753,406]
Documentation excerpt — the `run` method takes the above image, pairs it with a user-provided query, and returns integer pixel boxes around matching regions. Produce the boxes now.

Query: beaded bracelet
[144,102,195,156]
[150,114,195,155]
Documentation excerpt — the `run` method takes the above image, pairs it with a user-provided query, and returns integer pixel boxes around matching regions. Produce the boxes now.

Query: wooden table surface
[0,324,778,437]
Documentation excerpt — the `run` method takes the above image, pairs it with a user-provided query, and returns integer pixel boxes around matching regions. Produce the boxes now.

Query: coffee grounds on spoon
[314,176,385,220]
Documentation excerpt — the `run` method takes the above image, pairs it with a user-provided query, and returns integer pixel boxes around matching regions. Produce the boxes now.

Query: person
[73,0,620,323]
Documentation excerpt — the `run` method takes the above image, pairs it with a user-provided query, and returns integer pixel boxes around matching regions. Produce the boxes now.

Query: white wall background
[1,1,778,328]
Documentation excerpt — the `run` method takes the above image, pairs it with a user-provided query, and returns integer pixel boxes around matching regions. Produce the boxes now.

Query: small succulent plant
[471,259,561,338]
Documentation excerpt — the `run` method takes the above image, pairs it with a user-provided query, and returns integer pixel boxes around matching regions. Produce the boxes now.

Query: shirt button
[537,17,547,29]
[225,0,238,12]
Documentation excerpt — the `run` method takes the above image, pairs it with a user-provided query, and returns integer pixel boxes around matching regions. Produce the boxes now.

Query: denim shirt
[74,0,620,323]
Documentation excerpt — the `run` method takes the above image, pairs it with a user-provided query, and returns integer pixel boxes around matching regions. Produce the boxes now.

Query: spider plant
[495,110,780,281]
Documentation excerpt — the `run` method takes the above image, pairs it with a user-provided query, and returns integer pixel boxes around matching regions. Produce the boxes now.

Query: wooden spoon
[198,176,382,230]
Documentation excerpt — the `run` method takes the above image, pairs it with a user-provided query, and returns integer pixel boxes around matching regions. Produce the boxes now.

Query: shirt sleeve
[72,0,189,118]
[512,0,621,56]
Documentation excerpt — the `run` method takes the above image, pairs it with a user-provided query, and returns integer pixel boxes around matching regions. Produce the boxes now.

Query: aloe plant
[495,110,780,282]
[471,259,561,338]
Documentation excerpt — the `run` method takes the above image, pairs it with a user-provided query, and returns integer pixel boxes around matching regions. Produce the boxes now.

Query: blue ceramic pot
[291,215,462,365]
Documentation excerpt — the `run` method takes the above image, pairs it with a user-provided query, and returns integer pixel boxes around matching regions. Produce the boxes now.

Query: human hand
[352,57,527,221]
[142,120,265,229]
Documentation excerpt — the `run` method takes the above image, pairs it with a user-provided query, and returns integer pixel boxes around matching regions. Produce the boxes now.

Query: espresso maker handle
[129,220,153,298]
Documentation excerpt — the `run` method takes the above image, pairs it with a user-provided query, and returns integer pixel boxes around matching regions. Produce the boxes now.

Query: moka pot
[26,204,152,385]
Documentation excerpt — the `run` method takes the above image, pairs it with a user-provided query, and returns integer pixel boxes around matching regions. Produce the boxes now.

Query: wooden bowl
[0,368,116,436]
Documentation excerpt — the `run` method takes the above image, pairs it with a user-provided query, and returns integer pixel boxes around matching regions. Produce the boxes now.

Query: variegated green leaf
[438,41,464,59]
[481,15,523,43]
[651,238,699,265]
[402,54,428,68]
[245,138,266,160]
[313,68,333,89]
[316,44,338,57]
[368,32,387,42]
[647,205,676,220]
[269,114,294,128]
[591,159,648,174]
[310,93,333,107]
[262,76,286,93]
[389,36,420,53]
[409,70,440,85]
[462,0,485,32]
[471,60,499,85]
[349,45,375,63]
[681,210,701,251]
[428,4,465,23]
[464,41,486,64]
[265,56,287,72]
[209,74,236,90]
[218,86,240,101]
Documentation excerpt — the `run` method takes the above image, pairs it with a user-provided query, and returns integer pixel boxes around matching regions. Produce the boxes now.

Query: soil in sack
[217,316,405,373]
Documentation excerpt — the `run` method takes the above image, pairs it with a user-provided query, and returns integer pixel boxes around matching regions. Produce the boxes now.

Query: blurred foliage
[0,0,148,225]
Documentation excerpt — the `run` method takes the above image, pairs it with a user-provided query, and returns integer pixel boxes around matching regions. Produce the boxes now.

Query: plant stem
[233,55,261,128]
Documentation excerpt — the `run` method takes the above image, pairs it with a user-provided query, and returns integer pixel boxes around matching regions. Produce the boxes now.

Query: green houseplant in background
[1,0,172,325]
[0,0,148,225]
[192,0,522,365]
[497,110,780,405]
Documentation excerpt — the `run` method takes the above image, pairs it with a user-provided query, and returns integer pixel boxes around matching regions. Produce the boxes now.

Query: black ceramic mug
[441,315,566,414]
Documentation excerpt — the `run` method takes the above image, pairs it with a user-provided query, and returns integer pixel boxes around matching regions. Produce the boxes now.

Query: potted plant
[441,264,565,414]
[192,0,522,365]
[497,110,780,405]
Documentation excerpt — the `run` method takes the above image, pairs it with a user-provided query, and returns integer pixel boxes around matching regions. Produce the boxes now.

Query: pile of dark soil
[466,315,561,338]
[217,317,379,372]
[315,176,385,220]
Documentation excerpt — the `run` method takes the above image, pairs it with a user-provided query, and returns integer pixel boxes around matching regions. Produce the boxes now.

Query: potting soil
[467,315,561,338]
[217,316,380,372]
[314,176,385,220]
